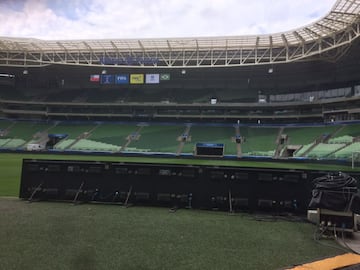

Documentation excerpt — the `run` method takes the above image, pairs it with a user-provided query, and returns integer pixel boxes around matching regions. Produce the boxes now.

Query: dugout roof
[0,0,360,67]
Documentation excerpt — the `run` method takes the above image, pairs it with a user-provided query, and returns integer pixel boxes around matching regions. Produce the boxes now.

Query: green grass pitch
[0,198,344,270]
[0,152,355,269]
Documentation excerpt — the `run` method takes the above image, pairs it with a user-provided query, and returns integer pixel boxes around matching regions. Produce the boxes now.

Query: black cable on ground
[313,225,351,253]
[339,230,360,255]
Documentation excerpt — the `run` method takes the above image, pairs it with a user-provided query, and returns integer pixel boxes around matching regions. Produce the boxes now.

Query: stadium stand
[69,139,121,152]
[332,124,360,138]
[0,119,12,129]
[238,126,278,156]
[328,135,354,144]
[0,121,53,149]
[334,142,360,158]
[306,143,346,158]
[48,123,97,139]
[283,126,339,145]
[88,123,138,148]
[53,139,75,151]
[0,117,358,161]
[0,0,360,161]
[180,125,237,155]
[126,124,184,153]
[0,138,10,147]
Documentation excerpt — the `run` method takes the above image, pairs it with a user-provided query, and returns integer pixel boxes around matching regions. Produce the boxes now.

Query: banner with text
[101,74,114,84]
[145,74,160,84]
[130,74,144,84]
[115,74,129,84]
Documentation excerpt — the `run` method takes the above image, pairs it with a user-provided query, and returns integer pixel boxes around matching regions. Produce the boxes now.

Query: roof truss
[0,0,360,67]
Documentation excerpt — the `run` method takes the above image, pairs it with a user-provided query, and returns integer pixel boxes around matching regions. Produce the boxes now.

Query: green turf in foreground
[0,198,343,270]
[0,152,359,197]
[0,154,23,196]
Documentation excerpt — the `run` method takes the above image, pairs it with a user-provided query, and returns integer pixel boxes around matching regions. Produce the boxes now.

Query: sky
[0,0,335,40]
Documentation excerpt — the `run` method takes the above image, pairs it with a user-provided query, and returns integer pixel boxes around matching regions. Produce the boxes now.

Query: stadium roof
[0,0,360,68]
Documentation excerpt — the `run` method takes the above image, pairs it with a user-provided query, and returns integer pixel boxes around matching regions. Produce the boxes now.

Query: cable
[310,172,358,211]
[312,172,357,190]
[251,213,308,223]
[340,229,360,255]
[313,225,350,253]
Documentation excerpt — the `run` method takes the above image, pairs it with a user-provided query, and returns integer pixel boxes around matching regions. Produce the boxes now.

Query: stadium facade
[0,0,359,123]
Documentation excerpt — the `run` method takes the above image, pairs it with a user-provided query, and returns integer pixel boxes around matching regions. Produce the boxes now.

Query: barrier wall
[19,159,359,213]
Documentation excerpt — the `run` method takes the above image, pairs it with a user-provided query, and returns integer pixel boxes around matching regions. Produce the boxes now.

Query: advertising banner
[115,74,129,84]
[130,74,144,84]
[160,74,170,81]
[145,74,160,84]
[90,74,100,82]
[101,74,114,84]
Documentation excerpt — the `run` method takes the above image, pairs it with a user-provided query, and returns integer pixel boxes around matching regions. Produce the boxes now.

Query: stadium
[1,0,360,269]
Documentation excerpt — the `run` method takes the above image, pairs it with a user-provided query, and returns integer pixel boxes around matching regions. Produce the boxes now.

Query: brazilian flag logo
[160,74,170,81]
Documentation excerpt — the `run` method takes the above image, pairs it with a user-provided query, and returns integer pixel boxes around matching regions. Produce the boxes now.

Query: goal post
[352,151,360,169]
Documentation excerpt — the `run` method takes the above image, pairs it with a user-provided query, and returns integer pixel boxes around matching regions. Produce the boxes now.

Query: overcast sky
[0,0,335,40]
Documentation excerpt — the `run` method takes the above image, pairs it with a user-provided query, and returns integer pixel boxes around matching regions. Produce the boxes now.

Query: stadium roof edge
[0,0,360,68]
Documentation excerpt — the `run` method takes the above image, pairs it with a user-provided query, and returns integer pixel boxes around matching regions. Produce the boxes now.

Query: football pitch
[0,152,356,269]
[0,197,345,270]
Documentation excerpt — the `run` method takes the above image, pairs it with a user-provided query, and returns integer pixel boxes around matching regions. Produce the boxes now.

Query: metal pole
[352,152,355,169]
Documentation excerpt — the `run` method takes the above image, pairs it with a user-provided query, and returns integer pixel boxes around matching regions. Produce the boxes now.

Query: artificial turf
[0,197,344,270]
